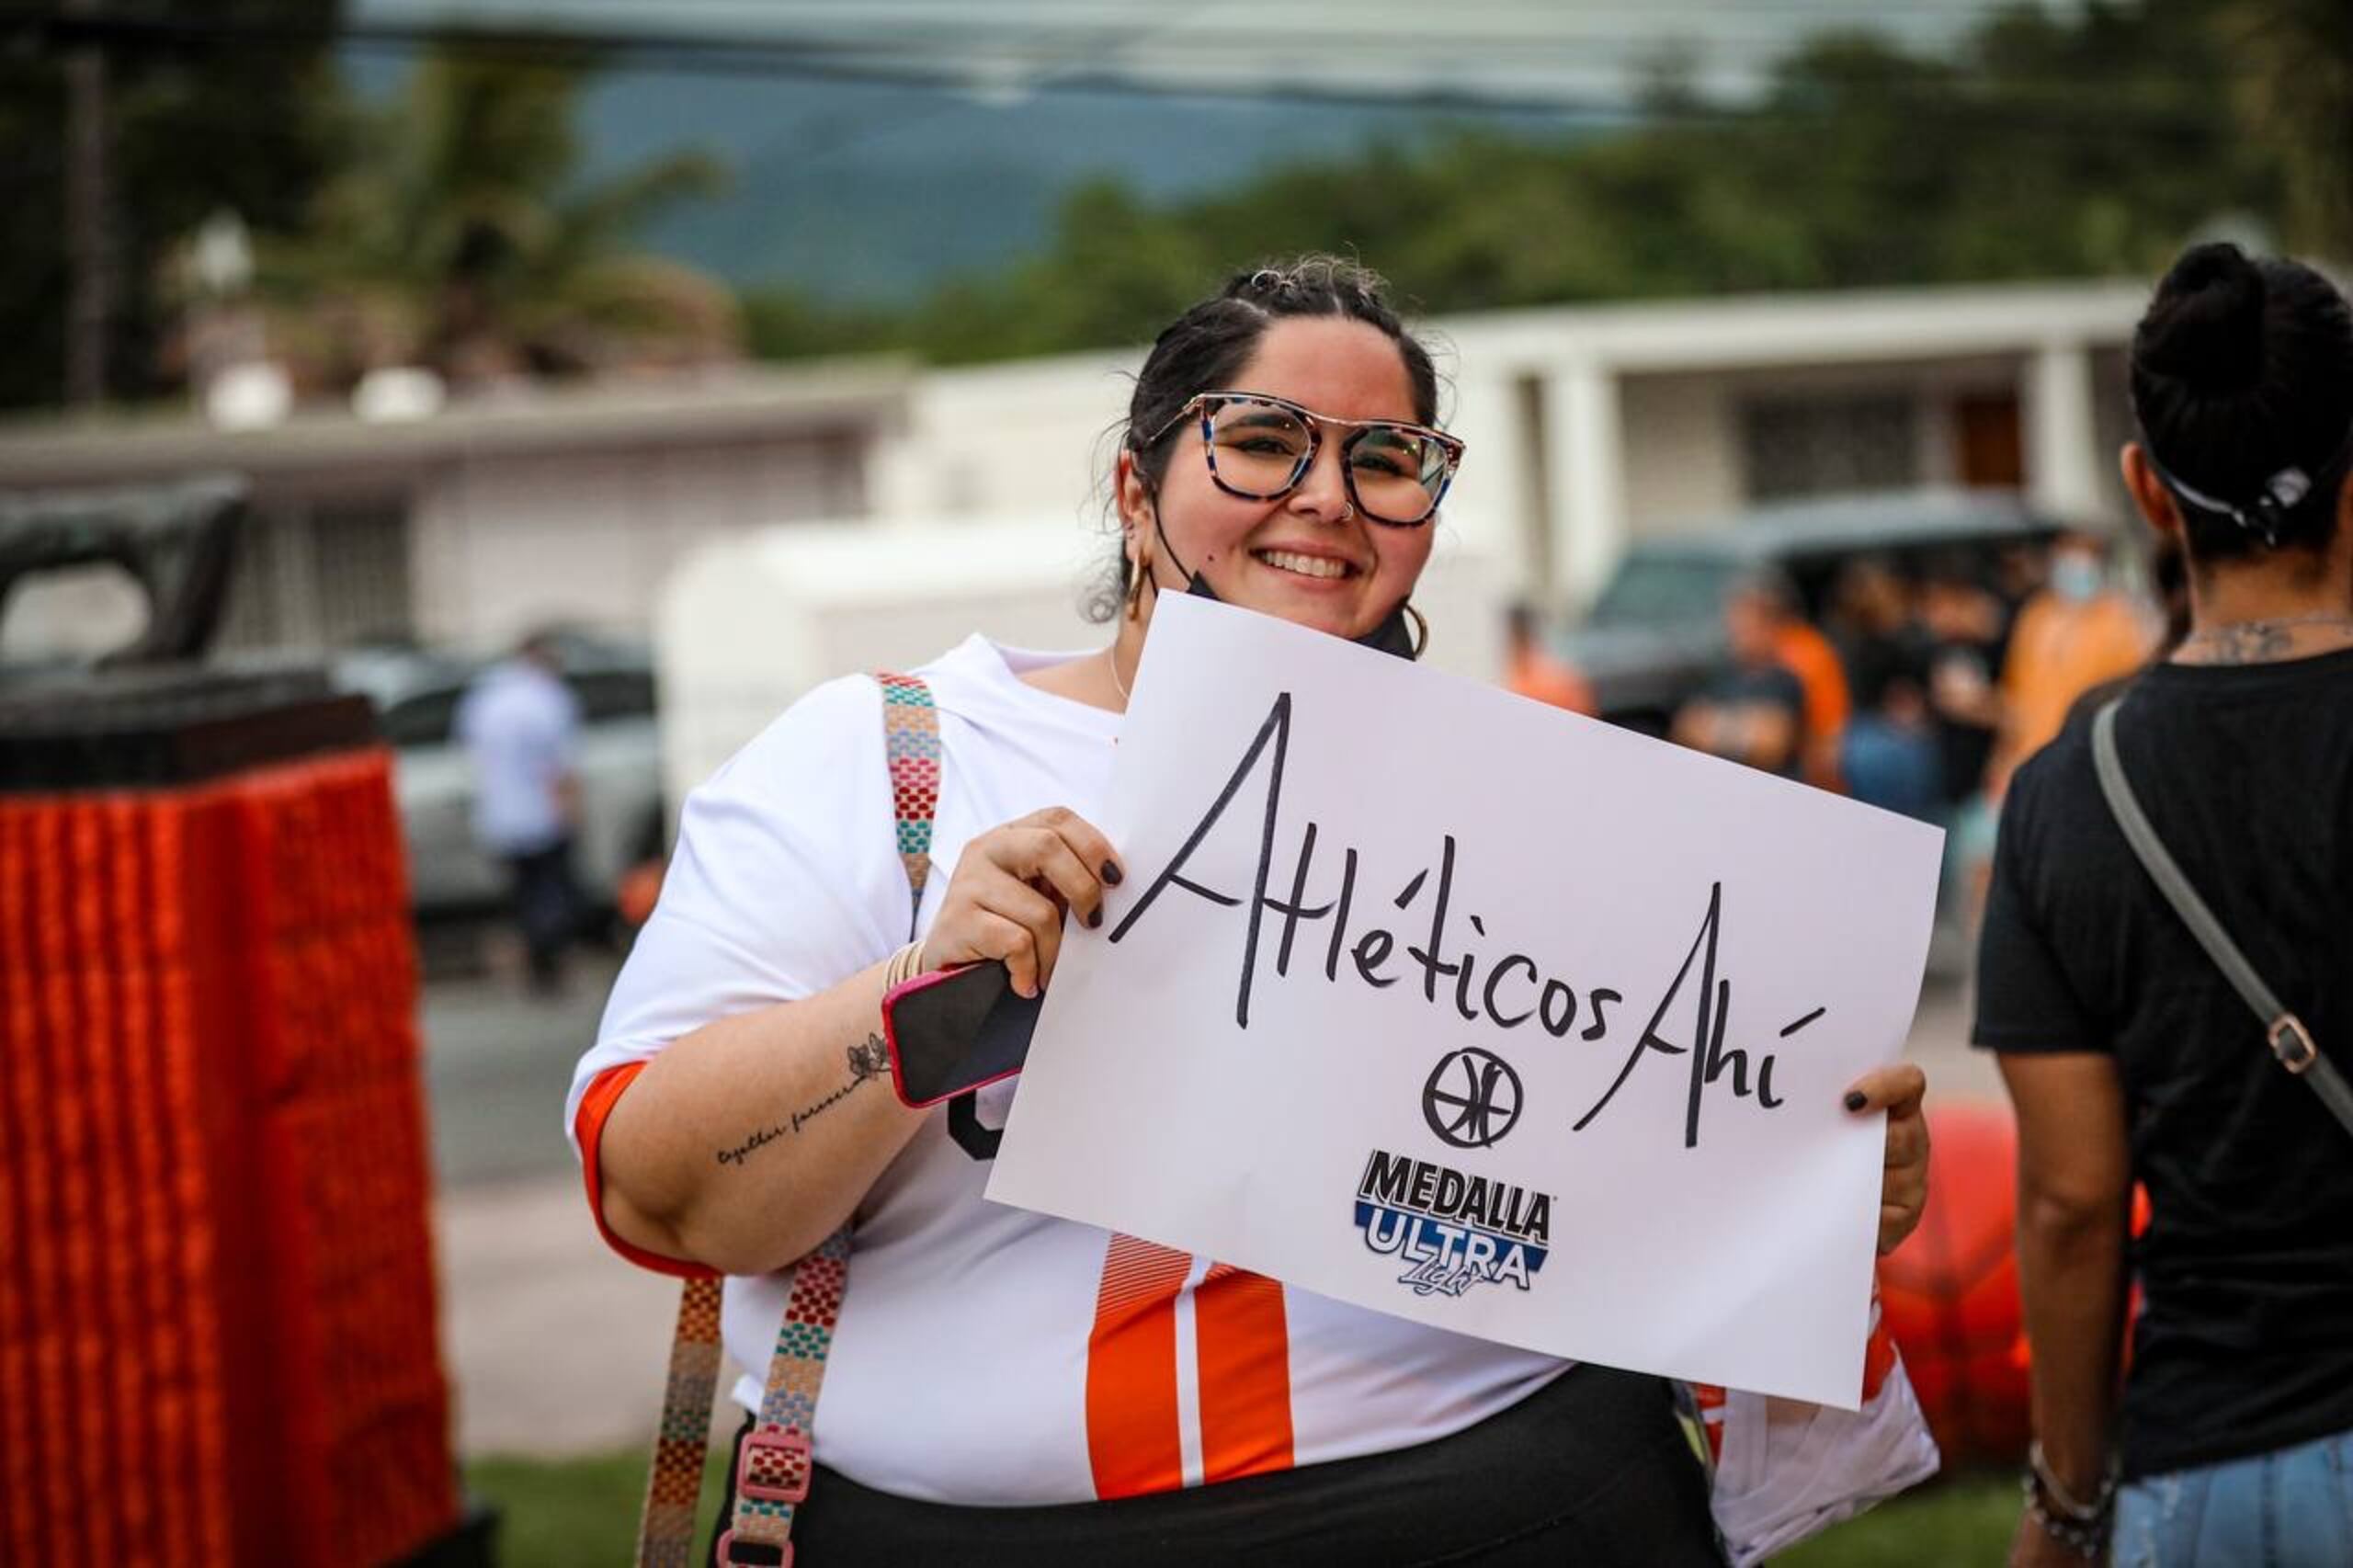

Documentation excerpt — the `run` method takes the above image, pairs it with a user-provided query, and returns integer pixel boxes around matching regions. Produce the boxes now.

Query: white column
[1543,358,1629,610]
[1435,369,1526,574]
[2024,340,2104,522]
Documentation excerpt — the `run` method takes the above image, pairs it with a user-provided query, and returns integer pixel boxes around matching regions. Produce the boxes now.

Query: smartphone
[880,961,1043,1108]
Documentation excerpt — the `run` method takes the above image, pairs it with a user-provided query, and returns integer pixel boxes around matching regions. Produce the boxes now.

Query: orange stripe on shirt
[1194,1263,1294,1483]
[573,1062,716,1279]
[1084,1233,1191,1499]
[1862,1293,1899,1403]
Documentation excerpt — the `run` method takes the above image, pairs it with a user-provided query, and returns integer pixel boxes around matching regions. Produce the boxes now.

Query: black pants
[504,836,582,988]
[706,1364,1725,1567]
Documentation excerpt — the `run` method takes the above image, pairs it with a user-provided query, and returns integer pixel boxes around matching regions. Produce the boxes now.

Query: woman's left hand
[1846,1062,1929,1255]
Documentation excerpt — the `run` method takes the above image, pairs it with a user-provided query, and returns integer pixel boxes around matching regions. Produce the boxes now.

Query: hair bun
[2139,241,2268,391]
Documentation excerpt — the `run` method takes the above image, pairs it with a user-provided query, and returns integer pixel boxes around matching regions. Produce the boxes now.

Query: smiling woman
[567,255,1936,1568]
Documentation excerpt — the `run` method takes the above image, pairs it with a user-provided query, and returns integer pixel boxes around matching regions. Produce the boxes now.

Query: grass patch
[465,1448,722,1568]
[464,1452,2012,1567]
[1776,1475,2016,1566]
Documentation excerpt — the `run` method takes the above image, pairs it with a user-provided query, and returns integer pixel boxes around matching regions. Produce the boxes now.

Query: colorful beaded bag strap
[635,673,939,1568]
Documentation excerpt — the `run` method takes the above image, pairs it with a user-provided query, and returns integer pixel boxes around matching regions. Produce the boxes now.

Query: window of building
[217,494,415,651]
[1740,392,1922,502]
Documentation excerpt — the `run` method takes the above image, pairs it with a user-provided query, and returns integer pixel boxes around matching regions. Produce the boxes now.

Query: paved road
[421,927,2003,1457]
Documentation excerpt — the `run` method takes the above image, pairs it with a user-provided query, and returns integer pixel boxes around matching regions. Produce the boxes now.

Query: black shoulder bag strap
[2090,698,2353,1138]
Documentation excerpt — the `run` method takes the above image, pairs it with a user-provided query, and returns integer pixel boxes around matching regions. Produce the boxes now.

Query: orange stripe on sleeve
[1084,1233,1191,1499]
[1193,1264,1294,1483]
[574,1062,717,1280]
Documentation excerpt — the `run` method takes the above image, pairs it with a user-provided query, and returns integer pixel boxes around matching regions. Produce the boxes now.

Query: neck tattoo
[2179,613,2353,665]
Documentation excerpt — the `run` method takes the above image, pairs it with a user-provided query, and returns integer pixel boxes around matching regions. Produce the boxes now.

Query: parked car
[1556,488,2063,733]
[331,633,664,915]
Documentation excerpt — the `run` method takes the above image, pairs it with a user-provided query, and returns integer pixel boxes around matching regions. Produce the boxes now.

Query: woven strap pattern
[878,671,940,929]
[636,673,941,1567]
[724,1230,849,1556]
[637,1277,725,1568]
[726,672,938,1559]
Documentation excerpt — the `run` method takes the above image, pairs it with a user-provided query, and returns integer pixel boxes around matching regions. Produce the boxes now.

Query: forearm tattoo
[714,1035,892,1166]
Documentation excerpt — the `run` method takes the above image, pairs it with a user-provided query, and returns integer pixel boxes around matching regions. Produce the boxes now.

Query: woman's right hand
[919,807,1124,998]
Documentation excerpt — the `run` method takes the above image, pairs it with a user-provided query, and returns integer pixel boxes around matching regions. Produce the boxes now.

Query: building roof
[1438,278,2150,373]
[0,358,914,487]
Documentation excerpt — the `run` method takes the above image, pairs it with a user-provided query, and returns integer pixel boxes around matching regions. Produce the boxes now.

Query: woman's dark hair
[2129,242,2353,565]
[1086,256,1441,620]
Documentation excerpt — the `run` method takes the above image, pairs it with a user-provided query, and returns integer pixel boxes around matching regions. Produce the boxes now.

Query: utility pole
[63,0,113,407]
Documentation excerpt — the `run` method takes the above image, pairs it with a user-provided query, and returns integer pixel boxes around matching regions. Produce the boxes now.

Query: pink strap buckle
[712,1528,792,1567]
[738,1426,814,1506]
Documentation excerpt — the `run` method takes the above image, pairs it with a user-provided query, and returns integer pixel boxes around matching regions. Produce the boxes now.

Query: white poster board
[986,593,1941,1407]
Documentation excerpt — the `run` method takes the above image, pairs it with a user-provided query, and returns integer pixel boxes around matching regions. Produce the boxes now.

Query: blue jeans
[2114,1426,2353,1566]
[1840,717,1940,822]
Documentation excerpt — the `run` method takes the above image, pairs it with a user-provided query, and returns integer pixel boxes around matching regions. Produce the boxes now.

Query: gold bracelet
[882,939,926,992]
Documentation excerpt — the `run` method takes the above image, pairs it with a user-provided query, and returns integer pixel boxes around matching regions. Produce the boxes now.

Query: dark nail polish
[1844,1090,1869,1112]
[1101,861,1124,886]
[1087,906,1103,929]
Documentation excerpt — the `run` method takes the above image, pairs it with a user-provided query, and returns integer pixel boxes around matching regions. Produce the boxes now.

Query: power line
[5,8,2236,133]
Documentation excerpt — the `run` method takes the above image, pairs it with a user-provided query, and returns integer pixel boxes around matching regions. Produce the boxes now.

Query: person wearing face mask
[1976,242,2353,1567]
[566,258,1937,1566]
[1984,530,2156,797]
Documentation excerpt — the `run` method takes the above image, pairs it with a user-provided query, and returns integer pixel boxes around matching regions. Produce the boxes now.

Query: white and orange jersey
[567,637,1937,1548]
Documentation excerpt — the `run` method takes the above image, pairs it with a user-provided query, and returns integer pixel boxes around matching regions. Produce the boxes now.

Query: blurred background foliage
[4,0,2347,410]
[260,46,735,387]
[803,0,2342,365]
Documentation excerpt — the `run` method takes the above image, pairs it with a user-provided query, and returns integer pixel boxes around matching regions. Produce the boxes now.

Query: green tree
[0,0,345,410]
[264,45,736,389]
[2222,0,2353,257]
[748,0,2318,369]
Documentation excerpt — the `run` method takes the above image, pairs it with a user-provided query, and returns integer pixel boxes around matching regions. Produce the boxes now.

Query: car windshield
[1588,554,1740,628]
[379,687,462,749]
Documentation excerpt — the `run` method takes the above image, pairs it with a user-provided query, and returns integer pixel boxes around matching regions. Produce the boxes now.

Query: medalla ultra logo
[1353,1149,1553,1299]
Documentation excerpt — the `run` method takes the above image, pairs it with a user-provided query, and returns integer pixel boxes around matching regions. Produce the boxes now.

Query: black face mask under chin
[1149,505,1421,661]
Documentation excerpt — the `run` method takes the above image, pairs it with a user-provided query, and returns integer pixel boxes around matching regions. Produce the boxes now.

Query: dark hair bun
[2139,241,2268,391]
[1224,256,1390,312]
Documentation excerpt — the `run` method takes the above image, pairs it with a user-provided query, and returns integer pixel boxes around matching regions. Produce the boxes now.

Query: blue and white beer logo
[1352,1149,1553,1298]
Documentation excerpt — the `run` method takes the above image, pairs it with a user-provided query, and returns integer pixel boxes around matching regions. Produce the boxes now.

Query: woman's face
[1127,315,1437,642]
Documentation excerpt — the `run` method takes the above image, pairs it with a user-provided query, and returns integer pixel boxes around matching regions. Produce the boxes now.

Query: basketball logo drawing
[1421,1047,1524,1148]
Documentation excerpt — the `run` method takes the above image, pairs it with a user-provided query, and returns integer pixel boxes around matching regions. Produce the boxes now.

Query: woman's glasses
[1142,392,1464,527]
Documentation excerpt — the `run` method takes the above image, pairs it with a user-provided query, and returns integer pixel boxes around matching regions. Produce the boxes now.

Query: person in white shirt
[570,257,1938,1565]
[458,631,583,993]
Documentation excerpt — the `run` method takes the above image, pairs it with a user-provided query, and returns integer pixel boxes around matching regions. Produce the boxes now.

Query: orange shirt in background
[1507,645,1598,717]
[1994,591,2156,790]
[1771,621,1852,790]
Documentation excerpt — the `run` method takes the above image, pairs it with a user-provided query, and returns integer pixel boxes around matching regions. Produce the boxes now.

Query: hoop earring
[1404,602,1429,658]
[1124,556,1149,619]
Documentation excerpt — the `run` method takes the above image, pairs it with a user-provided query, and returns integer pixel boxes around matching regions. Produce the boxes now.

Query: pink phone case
[880,962,1032,1109]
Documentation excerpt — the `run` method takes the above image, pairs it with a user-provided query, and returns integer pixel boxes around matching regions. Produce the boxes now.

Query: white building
[0,278,2147,658]
[0,364,907,657]
[872,278,2150,610]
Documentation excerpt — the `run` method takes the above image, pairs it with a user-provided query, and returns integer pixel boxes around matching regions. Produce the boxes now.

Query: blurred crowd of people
[1509,527,2183,920]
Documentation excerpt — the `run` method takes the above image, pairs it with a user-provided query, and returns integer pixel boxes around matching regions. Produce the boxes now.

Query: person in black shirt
[1828,556,1939,819]
[1671,573,1810,778]
[1918,554,2011,808]
[1974,243,2353,1567]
